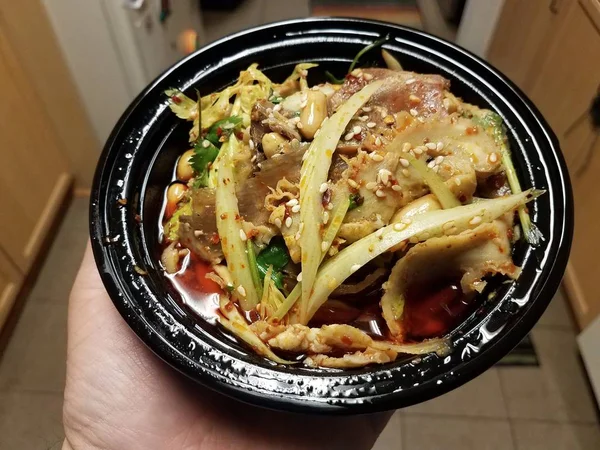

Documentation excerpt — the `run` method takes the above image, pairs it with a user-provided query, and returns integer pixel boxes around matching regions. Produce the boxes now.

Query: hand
[63,244,391,449]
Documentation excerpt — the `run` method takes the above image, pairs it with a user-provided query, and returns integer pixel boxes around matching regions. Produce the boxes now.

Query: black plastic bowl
[90,18,573,414]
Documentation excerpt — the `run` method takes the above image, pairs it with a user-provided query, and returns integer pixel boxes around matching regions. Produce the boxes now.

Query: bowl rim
[90,17,573,414]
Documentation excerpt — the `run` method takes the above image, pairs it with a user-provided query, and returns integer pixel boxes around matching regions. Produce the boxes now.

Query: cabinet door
[0,24,71,272]
[526,0,600,328]
[487,0,564,91]
[526,0,600,172]
[489,0,600,329]
[0,248,23,332]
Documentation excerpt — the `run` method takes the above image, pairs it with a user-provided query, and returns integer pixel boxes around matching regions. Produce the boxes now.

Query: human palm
[62,244,389,449]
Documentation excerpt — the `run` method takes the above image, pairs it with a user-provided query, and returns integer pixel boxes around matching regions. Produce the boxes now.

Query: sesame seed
[413,146,424,155]
[319,183,328,193]
[393,223,406,231]
[321,241,329,252]
[294,231,301,240]
[425,142,437,150]
[371,153,384,162]
[251,155,257,162]
[326,202,333,210]
[286,198,299,206]
[291,204,301,213]
[351,125,360,135]
[406,78,416,84]
[359,115,369,122]
[249,139,255,150]
[379,169,392,185]
[375,228,384,237]
[427,160,436,169]
[455,178,462,186]
[469,216,482,226]
[363,73,374,80]
[344,132,355,141]
[202,140,210,148]
[274,218,282,228]
[297,272,303,282]
[257,163,263,169]
[273,104,282,112]
[409,94,421,103]
[323,211,330,224]
[375,189,386,198]
[435,155,444,165]
[402,142,412,152]
[362,106,372,112]
[194,230,204,237]
[347,179,359,189]
[237,285,246,297]
[436,141,444,151]
[366,181,378,190]
[367,121,376,128]
[489,152,499,163]
[350,264,361,273]
[400,158,410,168]
[375,136,382,146]
[410,108,418,116]
[401,218,412,225]
[442,221,455,231]
[297,122,304,129]
[285,217,293,228]
[239,229,248,241]
[392,184,402,191]
[402,169,410,177]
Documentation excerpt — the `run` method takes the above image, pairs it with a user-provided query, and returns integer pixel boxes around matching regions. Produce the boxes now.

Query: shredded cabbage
[163,201,192,241]
[218,296,292,363]
[305,190,540,321]
[214,136,259,310]
[381,49,403,71]
[298,80,384,323]
[402,151,461,209]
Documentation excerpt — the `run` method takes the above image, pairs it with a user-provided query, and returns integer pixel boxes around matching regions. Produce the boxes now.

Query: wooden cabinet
[0,1,93,333]
[0,25,72,273]
[488,0,600,329]
[0,249,23,332]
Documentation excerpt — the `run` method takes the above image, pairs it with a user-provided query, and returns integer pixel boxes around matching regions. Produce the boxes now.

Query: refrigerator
[42,0,205,145]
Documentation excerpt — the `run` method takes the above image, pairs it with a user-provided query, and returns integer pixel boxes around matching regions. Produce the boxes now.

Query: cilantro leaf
[190,140,219,188]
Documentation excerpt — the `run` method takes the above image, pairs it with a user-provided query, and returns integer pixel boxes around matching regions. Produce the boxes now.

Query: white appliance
[42,0,205,145]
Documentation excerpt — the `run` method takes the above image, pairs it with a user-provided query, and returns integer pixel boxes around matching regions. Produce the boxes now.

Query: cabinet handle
[573,91,600,176]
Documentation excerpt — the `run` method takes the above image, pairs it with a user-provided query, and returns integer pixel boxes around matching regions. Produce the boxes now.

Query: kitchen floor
[1,197,599,450]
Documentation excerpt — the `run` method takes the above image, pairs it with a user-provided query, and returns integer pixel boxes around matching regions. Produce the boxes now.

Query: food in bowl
[159,45,541,369]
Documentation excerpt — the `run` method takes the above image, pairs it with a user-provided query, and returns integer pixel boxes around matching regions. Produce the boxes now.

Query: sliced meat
[329,68,451,153]
[390,115,504,179]
[250,99,301,148]
[304,348,397,368]
[267,324,374,354]
[336,150,415,242]
[380,220,518,339]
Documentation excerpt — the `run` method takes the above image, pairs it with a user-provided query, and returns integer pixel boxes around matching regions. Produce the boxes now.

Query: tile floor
[0,2,598,449]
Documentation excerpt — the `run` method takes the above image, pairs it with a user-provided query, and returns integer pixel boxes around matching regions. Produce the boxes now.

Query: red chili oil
[404,278,473,339]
